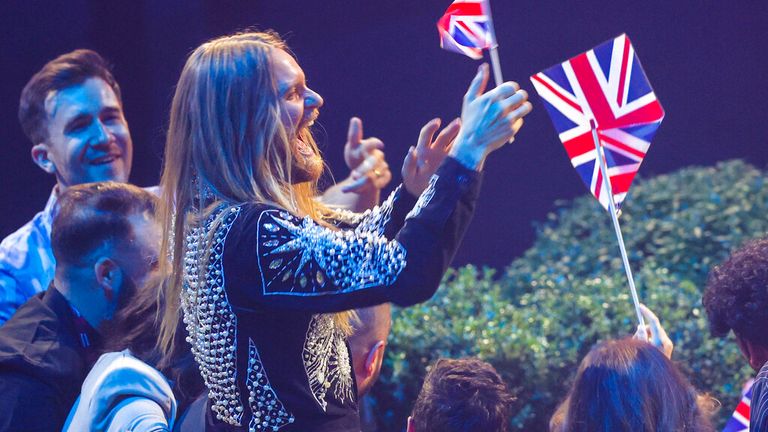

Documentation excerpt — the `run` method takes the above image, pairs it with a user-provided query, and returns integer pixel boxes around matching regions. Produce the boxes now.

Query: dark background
[1,1,766,269]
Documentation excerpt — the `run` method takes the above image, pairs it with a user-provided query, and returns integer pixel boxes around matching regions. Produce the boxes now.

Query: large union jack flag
[437,0,491,60]
[723,383,752,432]
[530,34,665,211]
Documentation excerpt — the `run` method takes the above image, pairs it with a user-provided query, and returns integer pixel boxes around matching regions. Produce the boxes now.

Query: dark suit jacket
[0,287,92,431]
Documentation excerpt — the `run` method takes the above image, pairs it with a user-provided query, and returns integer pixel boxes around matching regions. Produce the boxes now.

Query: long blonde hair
[158,30,351,356]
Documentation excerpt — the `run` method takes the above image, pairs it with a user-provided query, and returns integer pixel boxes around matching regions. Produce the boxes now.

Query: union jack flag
[530,34,665,211]
[437,0,491,60]
[723,383,752,432]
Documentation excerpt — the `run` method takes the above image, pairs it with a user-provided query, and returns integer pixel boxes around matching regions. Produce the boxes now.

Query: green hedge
[370,160,768,431]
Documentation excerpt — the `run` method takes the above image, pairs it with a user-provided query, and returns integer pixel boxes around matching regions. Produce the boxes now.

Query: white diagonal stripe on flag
[601,128,651,154]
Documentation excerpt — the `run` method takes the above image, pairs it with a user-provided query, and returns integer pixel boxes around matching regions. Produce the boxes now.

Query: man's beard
[291,132,323,184]
[112,275,139,320]
[97,274,139,337]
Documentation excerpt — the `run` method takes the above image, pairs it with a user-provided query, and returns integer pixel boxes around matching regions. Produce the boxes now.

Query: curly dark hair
[410,357,516,432]
[702,237,768,346]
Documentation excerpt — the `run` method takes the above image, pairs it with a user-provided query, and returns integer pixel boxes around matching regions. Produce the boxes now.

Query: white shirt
[63,349,176,432]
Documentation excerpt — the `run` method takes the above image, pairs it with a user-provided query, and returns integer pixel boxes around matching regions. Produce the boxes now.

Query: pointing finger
[347,117,363,149]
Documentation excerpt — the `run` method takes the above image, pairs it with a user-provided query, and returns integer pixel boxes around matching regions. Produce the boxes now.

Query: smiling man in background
[0,48,393,325]
[0,49,134,324]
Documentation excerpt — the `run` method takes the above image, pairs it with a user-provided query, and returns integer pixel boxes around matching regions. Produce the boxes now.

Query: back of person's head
[703,237,768,366]
[551,338,715,432]
[52,181,156,268]
[19,49,122,145]
[408,358,515,432]
[348,303,392,397]
[52,182,158,328]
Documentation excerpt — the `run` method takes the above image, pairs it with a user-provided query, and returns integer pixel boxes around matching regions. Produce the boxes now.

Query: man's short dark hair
[703,237,768,347]
[18,49,122,144]
[52,182,156,267]
[410,358,515,432]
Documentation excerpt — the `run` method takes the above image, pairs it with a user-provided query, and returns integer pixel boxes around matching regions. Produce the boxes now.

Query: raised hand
[450,63,532,171]
[633,304,674,359]
[341,117,392,193]
[402,117,461,196]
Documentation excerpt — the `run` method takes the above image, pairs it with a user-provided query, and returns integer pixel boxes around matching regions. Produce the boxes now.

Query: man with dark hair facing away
[0,182,159,431]
[407,357,516,432]
[703,237,768,432]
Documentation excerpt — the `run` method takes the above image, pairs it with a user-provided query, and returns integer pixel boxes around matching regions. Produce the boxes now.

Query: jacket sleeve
[63,352,176,432]
[106,398,171,432]
[326,184,418,241]
[0,272,20,325]
[225,157,482,313]
[0,373,66,432]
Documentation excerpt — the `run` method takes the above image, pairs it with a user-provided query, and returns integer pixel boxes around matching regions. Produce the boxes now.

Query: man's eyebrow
[279,72,305,94]
[102,106,122,115]
[279,79,298,93]
[64,112,91,127]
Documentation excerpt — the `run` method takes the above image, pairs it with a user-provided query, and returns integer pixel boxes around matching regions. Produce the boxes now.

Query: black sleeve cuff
[438,156,483,194]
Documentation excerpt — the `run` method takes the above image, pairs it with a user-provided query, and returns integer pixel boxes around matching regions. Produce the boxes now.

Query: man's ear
[31,143,56,175]
[365,340,386,374]
[406,416,415,432]
[94,257,122,302]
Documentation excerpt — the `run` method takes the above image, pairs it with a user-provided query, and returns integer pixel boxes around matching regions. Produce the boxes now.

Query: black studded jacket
[180,157,482,432]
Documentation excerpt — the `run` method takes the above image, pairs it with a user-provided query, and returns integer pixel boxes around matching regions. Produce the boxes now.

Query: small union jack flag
[437,0,491,60]
[724,383,752,432]
[530,34,665,211]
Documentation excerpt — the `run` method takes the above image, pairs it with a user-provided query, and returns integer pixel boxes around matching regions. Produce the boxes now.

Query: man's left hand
[341,117,392,193]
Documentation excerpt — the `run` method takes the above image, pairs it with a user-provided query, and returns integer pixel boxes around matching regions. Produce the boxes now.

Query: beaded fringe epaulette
[182,206,244,426]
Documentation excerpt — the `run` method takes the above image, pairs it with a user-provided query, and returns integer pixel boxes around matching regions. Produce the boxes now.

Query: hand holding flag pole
[438,0,517,142]
[438,0,503,86]
[530,34,665,332]
[589,119,646,334]
[480,0,504,87]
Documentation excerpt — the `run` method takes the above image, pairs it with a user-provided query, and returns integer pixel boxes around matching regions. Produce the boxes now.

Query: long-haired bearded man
[157,30,531,432]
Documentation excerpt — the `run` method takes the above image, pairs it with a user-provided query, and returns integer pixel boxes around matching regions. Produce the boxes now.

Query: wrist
[448,147,484,171]
[449,131,486,171]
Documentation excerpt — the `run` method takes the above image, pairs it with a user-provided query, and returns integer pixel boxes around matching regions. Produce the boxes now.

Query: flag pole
[589,119,647,334]
[481,0,504,86]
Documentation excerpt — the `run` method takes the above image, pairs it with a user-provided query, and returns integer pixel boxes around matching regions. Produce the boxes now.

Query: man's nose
[305,88,324,109]
[91,120,113,146]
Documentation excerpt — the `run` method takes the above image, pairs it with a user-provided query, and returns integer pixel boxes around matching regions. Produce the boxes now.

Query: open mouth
[90,154,120,165]
[304,112,319,128]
